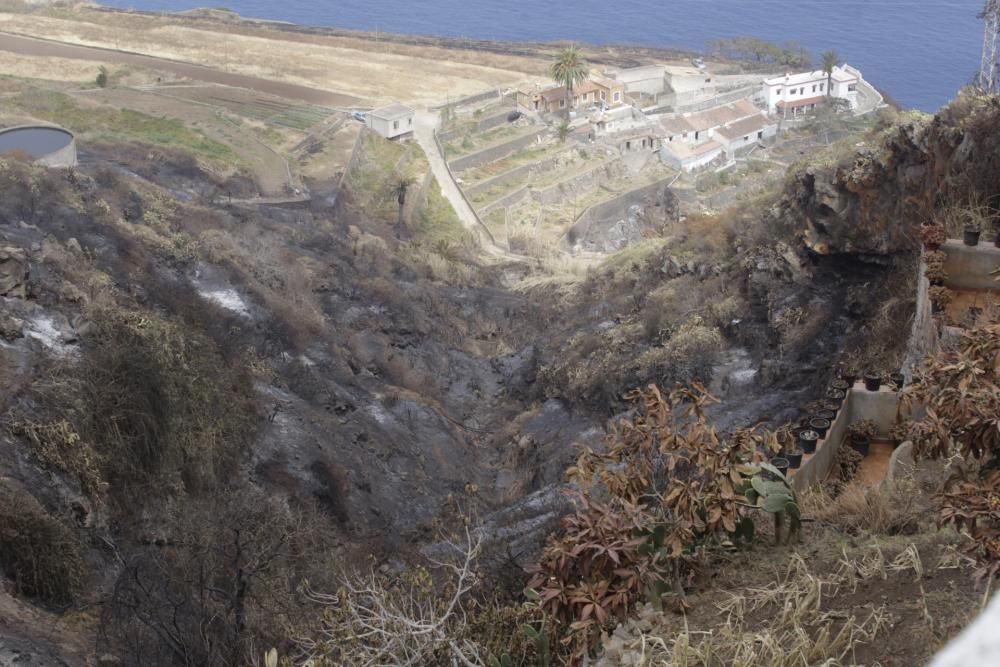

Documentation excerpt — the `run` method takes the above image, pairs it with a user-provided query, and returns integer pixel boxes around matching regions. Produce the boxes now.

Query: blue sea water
[102,0,983,112]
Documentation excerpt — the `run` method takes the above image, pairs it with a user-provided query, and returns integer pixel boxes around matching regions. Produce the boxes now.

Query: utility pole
[979,0,1000,93]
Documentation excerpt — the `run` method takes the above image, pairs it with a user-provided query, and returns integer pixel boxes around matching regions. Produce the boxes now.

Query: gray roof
[370,103,415,120]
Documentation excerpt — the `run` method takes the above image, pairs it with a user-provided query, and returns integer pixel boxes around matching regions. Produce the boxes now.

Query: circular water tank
[0,125,77,167]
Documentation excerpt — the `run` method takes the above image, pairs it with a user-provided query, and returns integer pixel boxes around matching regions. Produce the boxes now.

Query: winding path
[413,110,515,259]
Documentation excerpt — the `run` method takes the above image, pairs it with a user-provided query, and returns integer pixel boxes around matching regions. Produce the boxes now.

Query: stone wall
[531,161,625,206]
[479,185,530,217]
[449,129,545,172]
[567,177,673,243]
[465,153,562,199]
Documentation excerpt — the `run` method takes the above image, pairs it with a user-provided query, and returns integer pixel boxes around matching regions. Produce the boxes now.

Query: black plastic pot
[829,378,850,392]
[964,227,981,246]
[850,435,871,457]
[786,451,803,469]
[809,417,831,439]
[820,400,842,417]
[769,457,790,478]
[889,372,905,389]
[810,409,836,422]
[864,373,882,392]
[798,429,819,454]
[826,388,846,402]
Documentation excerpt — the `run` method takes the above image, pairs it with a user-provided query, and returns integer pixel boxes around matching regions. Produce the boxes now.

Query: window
[743,135,749,141]
[393,120,399,130]
[560,98,566,108]
[408,118,412,126]
[626,140,631,150]
[695,131,700,140]
[820,83,824,91]
[776,87,782,95]
[600,91,606,101]
[757,131,763,139]
[613,91,621,102]
[812,84,817,92]
[848,83,857,92]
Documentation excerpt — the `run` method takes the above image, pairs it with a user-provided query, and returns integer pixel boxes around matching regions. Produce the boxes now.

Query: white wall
[367,114,413,140]
[613,65,667,96]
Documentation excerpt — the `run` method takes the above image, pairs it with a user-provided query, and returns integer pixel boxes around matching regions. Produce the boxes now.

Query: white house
[657,98,776,171]
[763,65,859,116]
[713,114,778,158]
[366,103,415,141]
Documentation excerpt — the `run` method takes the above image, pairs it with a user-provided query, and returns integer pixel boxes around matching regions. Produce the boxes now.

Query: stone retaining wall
[449,129,545,172]
[465,153,562,199]
[480,185,530,216]
[531,161,625,206]
[566,177,672,242]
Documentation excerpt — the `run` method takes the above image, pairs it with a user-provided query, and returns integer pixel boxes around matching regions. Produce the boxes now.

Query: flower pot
[798,429,819,454]
[829,378,850,392]
[810,409,836,422]
[825,388,846,402]
[769,457,790,478]
[809,417,831,439]
[850,435,870,457]
[963,227,981,246]
[863,373,882,392]
[820,400,842,417]
[889,372,905,389]
[786,451,803,469]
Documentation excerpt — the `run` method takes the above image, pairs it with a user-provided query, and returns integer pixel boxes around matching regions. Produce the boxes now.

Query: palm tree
[550,45,589,118]
[821,50,839,98]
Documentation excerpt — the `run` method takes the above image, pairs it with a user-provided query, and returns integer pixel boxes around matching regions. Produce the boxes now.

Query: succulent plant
[848,418,878,440]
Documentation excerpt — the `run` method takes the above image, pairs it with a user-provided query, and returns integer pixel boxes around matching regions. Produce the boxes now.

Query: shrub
[902,317,1000,581]
[528,384,798,661]
[0,486,84,605]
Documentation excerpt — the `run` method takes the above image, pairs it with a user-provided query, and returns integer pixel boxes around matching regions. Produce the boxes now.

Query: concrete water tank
[0,125,77,167]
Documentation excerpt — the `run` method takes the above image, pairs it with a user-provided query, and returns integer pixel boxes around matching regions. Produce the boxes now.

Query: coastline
[80,1,707,70]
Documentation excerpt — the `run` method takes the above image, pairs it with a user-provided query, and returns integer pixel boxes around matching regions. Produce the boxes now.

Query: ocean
[100,0,984,112]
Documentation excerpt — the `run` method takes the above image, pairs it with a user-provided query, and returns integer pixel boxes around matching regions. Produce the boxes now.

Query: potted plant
[929,285,954,314]
[798,428,819,454]
[963,220,982,246]
[769,456,790,478]
[863,371,883,392]
[840,363,860,386]
[820,399,842,417]
[848,418,877,456]
[889,371,905,389]
[808,416,831,438]
[888,420,910,448]
[920,223,946,251]
[826,388,846,402]
[785,446,803,469]
[828,378,850,392]
[924,250,948,285]
[810,409,836,423]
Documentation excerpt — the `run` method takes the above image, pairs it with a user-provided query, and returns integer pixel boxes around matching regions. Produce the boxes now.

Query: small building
[608,64,667,97]
[656,99,761,146]
[366,103,415,141]
[713,114,778,158]
[661,139,723,172]
[522,73,628,115]
[763,65,859,116]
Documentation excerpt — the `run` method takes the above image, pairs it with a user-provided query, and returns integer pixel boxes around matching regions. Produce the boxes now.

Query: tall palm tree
[550,45,589,118]
[821,50,839,98]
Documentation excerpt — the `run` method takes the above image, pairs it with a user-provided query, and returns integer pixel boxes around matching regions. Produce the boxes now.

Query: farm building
[366,103,415,141]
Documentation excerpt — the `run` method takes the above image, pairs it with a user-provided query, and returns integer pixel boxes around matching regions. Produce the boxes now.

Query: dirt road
[413,110,508,257]
[0,32,363,108]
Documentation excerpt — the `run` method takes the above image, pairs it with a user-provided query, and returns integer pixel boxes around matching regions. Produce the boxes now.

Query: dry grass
[0,11,544,105]
[597,544,937,667]
[801,479,925,536]
[0,51,112,82]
